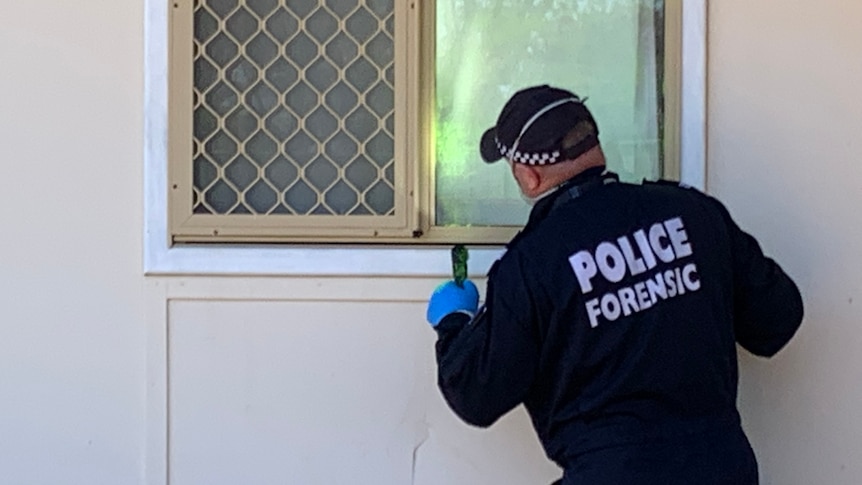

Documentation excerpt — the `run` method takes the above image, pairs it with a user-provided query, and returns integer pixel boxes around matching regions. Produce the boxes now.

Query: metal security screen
[192,0,397,217]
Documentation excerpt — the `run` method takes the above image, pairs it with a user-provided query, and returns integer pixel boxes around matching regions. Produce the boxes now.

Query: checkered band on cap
[498,96,582,166]
[496,139,562,165]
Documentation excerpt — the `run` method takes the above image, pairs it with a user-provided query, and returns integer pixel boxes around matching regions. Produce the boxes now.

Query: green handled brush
[451,244,469,288]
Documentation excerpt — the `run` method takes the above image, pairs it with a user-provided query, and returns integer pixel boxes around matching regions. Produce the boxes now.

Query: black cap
[479,85,599,165]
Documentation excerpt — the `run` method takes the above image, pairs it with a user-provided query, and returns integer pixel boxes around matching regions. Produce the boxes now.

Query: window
[168,0,681,244]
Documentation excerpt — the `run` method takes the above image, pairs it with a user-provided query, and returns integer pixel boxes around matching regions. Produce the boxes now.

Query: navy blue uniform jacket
[434,169,803,483]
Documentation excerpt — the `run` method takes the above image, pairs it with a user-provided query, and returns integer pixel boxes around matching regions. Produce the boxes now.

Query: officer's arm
[718,201,804,357]
[434,259,540,427]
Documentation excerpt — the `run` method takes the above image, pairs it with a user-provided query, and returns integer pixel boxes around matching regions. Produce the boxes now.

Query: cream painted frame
[169,1,419,242]
[420,0,685,243]
[144,0,707,277]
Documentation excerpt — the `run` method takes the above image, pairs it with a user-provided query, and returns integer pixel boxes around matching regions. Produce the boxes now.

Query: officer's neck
[559,165,607,189]
[527,147,607,196]
[524,165,609,228]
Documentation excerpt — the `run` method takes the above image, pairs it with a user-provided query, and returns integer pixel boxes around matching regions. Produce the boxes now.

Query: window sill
[144,241,506,277]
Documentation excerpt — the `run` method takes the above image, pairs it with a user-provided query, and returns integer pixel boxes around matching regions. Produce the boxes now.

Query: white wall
[708,1,862,484]
[0,1,145,484]
[152,286,555,484]
[0,1,860,484]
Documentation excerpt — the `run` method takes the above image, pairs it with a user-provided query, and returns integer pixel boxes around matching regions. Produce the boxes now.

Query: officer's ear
[511,162,542,196]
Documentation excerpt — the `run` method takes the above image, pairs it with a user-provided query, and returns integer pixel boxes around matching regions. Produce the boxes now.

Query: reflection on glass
[435,0,664,226]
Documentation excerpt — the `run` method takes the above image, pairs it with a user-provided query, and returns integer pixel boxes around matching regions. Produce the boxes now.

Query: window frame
[144,0,706,276]
[421,0,683,243]
[170,0,420,242]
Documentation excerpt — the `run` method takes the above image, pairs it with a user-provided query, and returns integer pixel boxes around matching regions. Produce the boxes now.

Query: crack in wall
[410,425,431,485]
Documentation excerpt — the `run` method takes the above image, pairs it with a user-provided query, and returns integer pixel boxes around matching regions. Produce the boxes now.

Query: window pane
[435,0,664,226]
[193,0,396,216]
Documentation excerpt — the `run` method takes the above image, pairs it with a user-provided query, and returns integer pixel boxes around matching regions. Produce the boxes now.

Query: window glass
[435,0,664,226]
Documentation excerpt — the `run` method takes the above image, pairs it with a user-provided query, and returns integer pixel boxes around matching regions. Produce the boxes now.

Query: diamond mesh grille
[192,0,396,216]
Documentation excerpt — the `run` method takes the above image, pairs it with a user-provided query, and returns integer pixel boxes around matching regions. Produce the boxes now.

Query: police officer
[425,85,803,484]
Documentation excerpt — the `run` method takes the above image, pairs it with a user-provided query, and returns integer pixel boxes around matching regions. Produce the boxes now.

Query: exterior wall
[0,2,146,484]
[0,1,858,485]
[708,2,862,484]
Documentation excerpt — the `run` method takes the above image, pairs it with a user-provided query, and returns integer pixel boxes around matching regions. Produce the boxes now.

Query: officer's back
[501,179,802,483]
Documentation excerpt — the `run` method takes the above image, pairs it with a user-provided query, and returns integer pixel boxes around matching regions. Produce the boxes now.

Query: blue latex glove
[426,280,480,327]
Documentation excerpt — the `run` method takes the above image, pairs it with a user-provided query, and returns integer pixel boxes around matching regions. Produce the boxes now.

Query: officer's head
[479,85,605,200]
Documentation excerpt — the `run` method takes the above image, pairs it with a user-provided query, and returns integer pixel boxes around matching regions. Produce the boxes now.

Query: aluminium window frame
[170,0,420,243]
[420,0,685,244]
[144,0,706,276]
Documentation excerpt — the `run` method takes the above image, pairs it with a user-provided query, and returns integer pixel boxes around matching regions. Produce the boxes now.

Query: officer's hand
[426,280,480,327]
